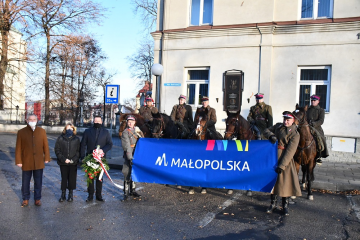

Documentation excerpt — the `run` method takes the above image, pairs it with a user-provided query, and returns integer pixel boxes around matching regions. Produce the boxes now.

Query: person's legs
[21,170,32,200]
[60,165,68,191]
[33,169,43,201]
[68,165,77,190]
[95,177,103,200]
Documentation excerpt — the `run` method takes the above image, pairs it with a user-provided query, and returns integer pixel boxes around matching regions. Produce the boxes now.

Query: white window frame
[299,0,333,20]
[297,66,331,112]
[185,67,210,109]
[189,0,214,26]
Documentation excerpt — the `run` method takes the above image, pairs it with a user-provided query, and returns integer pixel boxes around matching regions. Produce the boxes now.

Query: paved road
[0,132,359,239]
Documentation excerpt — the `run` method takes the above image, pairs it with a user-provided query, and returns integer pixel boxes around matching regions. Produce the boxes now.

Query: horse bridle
[152,115,165,138]
[294,110,315,165]
[225,117,239,139]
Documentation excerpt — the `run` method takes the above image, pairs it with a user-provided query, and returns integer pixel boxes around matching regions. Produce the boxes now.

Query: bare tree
[122,97,136,112]
[127,40,154,89]
[0,0,32,109]
[131,0,157,32]
[27,0,105,125]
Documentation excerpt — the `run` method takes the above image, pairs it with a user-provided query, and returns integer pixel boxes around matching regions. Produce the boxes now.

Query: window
[298,66,331,112]
[301,0,333,19]
[186,69,209,107]
[190,0,213,26]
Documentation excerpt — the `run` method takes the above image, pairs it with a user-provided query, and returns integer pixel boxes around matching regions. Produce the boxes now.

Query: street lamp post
[15,105,19,124]
[151,63,164,110]
[79,94,84,127]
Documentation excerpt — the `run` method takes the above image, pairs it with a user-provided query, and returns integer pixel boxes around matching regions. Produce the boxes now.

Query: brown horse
[224,110,257,140]
[293,104,317,200]
[190,108,222,140]
[118,113,151,138]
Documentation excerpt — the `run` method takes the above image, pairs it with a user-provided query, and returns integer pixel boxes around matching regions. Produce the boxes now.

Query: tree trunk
[0,29,9,110]
[44,33,51,125]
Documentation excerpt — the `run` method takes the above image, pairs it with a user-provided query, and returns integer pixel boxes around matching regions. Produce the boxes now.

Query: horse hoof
[290,196,296,199]
[308,195,314,200]
[302,183,306,191]
[246,190,252,197]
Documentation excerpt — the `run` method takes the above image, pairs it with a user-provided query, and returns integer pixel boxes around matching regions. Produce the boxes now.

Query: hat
[255,93,264,99]
[310,95,320,101]
[282,111,295,119]
[201,96,209,102]
[145,96,153,101]
[126,115,136,121]
[179,94,186,100]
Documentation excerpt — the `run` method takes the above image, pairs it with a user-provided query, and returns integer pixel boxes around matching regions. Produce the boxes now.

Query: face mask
[65,129,73,137]
[94,123,102,128]
[28,122,36,128]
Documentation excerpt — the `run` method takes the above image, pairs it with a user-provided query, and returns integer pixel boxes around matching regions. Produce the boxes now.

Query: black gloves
[275,167,283,174]
[270,135,277,144]
[250,120,255,125]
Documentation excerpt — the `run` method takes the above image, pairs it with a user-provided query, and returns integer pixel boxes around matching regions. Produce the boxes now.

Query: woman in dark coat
[55,123,80,202]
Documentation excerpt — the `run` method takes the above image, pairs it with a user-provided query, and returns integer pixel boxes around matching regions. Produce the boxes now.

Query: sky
[90,0,150,104]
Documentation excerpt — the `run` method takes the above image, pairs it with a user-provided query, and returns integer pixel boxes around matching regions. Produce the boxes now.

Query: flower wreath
[81,145,110,186]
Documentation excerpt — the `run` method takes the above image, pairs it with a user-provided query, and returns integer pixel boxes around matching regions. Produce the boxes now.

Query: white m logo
[155,153,168,166]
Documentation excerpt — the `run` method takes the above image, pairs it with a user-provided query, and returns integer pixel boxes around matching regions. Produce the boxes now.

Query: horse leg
[307,164,313,200]
[301,165,306,191]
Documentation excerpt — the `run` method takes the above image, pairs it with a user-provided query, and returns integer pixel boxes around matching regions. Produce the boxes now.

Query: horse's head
[224,110,240,140]
[293,104,308,125]
[151,112,164,138]
[118,114,128,137]
[193,108,208,139]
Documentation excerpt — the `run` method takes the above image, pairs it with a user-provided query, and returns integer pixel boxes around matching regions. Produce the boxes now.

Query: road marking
[198,192,242,228]
[347,195,360,220]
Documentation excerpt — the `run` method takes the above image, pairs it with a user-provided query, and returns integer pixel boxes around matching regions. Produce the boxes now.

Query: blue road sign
[164,83,181,86]
[105,85,120,104]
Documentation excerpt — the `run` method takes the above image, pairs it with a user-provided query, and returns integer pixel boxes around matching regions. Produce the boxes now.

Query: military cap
[310,95,320,101]
[145,96,153,101]
[255,93,264,99]
[126,115,136,121]
[179,94,186,100]
[201,96,209,102]
[282,111,295,119]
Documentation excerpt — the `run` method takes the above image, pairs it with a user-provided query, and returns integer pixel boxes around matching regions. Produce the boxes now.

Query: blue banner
[132,139,278,192]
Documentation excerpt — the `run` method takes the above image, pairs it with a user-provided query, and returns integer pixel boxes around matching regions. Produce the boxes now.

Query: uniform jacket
[170,104,193,129]
[15,125,51,171]
[139,105,158,122]
[195,106,217,130]
[121,127,143,160]
[306,105,325,136]
[263,123,301,197]
[55,134,80,165]
[80,127,113,159]
[247,102,273,132]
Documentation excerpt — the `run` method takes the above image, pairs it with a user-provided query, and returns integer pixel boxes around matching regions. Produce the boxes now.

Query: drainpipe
[156,0,165,111]
[256,26,262,93]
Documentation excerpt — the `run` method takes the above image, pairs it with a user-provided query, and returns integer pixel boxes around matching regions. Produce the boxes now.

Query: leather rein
[294,110,315,165]
[152,115,165,138]
[225,116,254,140]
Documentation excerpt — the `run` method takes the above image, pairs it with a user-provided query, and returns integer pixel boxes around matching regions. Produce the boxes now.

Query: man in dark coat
[80,116,113,202]
[15,114,50,207]
[307,95,329,164]
[139,96,158,123]
[194,96,220,140]
[247,93,273,139]
[170,94,193,138]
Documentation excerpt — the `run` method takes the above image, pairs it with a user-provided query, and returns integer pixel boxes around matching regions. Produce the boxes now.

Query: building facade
[0,28,27,123]
[151,0,360,142]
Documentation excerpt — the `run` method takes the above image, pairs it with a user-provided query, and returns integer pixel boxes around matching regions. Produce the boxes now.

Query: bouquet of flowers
[81,145,110,186]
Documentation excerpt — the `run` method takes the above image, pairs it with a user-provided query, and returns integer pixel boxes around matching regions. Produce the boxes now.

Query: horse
[118,113,151,138]
[151,112,180,139]
[224,110,257,196]
[293,104,317,200]
[224,110,257,141]
[190,108,222,140]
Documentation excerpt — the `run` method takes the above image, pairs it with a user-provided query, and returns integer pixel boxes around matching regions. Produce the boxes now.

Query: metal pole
[103,86,106,127]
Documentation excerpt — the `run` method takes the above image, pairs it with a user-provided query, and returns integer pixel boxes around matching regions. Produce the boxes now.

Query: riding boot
[121,181,130,202]
[67,189,73,202]
[59,190,66,202]
[282,197,289,216]
[130,181,141,197]
[252,124,262,140]
[266,194,277,213]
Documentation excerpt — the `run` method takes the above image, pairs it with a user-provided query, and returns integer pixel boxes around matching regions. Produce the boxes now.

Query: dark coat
[15,125,50,171]
[80,127,113,159]
[264,123,301,197]
[55,134,80,165]
[307,105,329,157]
[170,104,193,130]
[139,105,158,122]
[195,106,217,131]
[247,102,273,133]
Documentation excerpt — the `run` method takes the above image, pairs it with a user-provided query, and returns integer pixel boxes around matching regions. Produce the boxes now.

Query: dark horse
[190,108,222,140]
[151,112,180,139]
[224,110,257,196]
[293,104,317,200]
[118,113,151,138]
[224,110,257,140]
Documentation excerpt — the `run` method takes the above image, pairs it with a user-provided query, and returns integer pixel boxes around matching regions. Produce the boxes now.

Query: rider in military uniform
[139,96,158,124]
[170,94,193,138]
[307,95,329,165]
[247,93,273,139]
[263,111,302,216]
[121,115,144,201]
[194,96,219,140]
